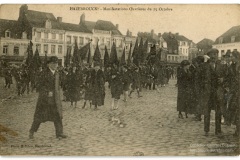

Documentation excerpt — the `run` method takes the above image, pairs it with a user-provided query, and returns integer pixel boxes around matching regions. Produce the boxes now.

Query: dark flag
[87,44,91,64]
[132,38,139,66]
[127,42,132,65]
[26,41,34,67]
[44,51,48,69]
[104,45,110,68]
[138,37,144,64]
[120,48,126,66]
[80,43,90,60]
[93,40,101,62]
[64,48,71,67]
[148,44,157,66]
[143,38,148,62]
[72,40,80,65]
[33,47,42,70]
[110,41,119,65]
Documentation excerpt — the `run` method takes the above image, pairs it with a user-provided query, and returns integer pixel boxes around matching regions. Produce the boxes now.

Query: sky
[0,4,239,43]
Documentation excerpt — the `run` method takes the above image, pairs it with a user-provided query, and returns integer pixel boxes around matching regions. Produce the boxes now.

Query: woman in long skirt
[177,60,191,119]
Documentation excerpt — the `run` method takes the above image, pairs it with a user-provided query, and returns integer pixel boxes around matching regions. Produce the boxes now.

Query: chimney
[57,17,62,23]
[80,13,85,25]
[151,29,154,37]
[19,4,28,21]
[126,29,129,36]
[130,32,132,37]
[116,24,119,30]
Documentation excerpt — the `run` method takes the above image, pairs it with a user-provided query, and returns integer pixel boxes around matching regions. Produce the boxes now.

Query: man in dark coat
[121,65,132,102]
[90,62,105,110]
[189,58,198,115]
[129,67,142,98]
[29,56,67,139]
[4,68,13,89]
[110,63,123,110]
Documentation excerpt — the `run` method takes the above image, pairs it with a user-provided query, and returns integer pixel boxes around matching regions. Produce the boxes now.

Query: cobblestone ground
[0,78,239,156]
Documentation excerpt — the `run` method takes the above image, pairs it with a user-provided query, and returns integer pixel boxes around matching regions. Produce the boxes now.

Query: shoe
[56,134,67,139]
[29,132,34,139]
[185,113,188,118]
[178,113,183,119]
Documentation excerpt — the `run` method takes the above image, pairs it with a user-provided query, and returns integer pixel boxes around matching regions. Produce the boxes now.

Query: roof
[0,19,22,38]
[197,38,214,49]
[214,25,240,44]
[60,22,92,33]
[84,20,122,35]
[25,10,63,29]
[84,21,96,31]
[175,35,190,42]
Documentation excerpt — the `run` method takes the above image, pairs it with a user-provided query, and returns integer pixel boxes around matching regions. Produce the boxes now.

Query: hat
[180,60,190,67]
[47,56,58,64]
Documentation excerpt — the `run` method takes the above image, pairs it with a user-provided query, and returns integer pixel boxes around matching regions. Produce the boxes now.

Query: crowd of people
[1,50,239,139]
[177,50,239,137]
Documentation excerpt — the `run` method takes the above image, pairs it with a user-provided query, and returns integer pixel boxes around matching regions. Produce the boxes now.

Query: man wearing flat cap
[29,56,67,139]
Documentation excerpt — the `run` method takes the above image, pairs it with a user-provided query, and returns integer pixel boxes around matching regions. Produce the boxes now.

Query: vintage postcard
[0,4,239,156]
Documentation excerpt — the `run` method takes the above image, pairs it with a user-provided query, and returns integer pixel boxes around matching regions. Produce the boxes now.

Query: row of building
[0,5,239,66]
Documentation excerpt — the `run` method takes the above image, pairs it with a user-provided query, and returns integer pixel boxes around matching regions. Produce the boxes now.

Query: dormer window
[231,36,235,43]
[219,37,223,44]
[22,31,27,39]
[45,19,52,29]
[5,30,11,38]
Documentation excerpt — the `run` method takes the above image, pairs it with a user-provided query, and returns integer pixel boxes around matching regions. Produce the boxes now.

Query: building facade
[212,25,240,58]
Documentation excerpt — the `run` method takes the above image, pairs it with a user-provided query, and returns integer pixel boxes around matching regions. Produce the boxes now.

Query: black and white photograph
[0,3,239,156]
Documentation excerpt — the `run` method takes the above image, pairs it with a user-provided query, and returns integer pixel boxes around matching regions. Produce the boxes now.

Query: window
[79,37,84,45]
[44,44,48,54]
[52,33,56,39]
[36,44,41,54]
[58,45,62,54]
[36,32,41,39]
[44,32,48,39]
[85,37,90,43]
[94,37,98,44]
[22,31,27,39]
[219,37,223,44]
[14,46,19,55]
[5,30,10,38]
[51,45,56,54]
[106,38,110,47]
[67,36,71,44]
[3,45,8,55]
[231,36,235,43]
[45,19,52,29]
[59,34,63,40]
[73,36,78,44]
[100,37,104,45]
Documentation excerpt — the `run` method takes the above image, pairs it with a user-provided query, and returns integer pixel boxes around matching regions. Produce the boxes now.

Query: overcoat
[110,68,123,99]
[33,68,62,122]
[177,68,191,112]
[66,71,82,102]
[90,69,105,106]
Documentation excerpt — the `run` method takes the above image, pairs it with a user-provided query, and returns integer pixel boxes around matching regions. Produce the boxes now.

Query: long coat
[188,65,198,114]
[177,68,191,112]
[66,71,83,102]
[33,68,62,122]
[110,68,123,99]
[198,62,212,115]
[90,69,105,106]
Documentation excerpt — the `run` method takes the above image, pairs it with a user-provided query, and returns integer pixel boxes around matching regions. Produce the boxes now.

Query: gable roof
[197,38,214,49]
[0,19,22,38]
[84,20,122,35]
[60,22,91,33]
[214,25,240,44]
[24,10,63,29]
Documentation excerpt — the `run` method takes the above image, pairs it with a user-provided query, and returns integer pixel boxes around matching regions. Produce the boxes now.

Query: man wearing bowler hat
[29,56,67,139]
